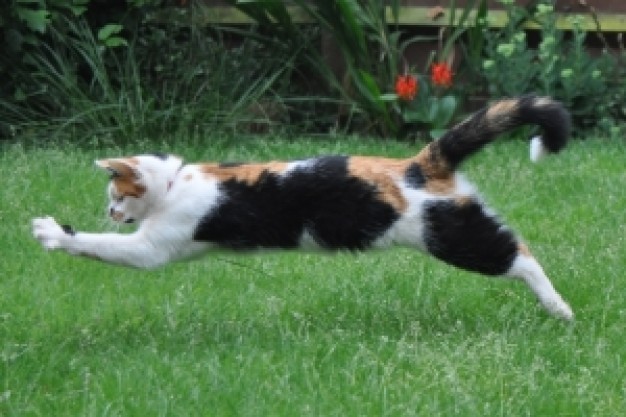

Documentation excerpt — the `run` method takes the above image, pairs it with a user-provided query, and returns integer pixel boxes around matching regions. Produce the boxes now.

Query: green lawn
[1,135,625,416]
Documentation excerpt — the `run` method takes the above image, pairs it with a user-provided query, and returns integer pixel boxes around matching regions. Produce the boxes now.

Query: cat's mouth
[109,207,135,224]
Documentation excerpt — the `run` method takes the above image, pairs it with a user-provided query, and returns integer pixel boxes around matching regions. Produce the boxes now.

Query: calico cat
[32,95,573,320]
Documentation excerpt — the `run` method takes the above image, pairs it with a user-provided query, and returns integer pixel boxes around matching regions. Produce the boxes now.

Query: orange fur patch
[454,195,473,206]
[200,162,289,185]
[348,156,408,212]
[98,159,146,198]
[413,145,455,194]
[113,177,146,199]
[486,99,519,130]
[518,243,532,257]
[486,99,518,119]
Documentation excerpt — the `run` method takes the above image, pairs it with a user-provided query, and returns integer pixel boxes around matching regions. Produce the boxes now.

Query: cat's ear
[95,159,141,180]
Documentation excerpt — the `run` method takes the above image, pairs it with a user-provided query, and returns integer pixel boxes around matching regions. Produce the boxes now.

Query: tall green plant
[227,0,480,137]
[0,11,294,140]
[379,0,480,139]
[0,0,188,138]
[478,0,617,130]
[297,0,402,135]
[226,0,396,134]
[0,17,159,137]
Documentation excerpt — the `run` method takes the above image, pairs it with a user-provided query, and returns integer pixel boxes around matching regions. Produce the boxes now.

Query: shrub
[227,0,479,139]
[475,0,619,131]
[0,1,293,140]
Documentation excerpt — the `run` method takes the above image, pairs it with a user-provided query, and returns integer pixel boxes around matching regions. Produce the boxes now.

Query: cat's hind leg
[506,248,573,320]
[422,199,573,320]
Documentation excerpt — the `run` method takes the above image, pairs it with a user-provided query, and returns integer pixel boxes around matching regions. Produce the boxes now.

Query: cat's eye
[116,196,125,203]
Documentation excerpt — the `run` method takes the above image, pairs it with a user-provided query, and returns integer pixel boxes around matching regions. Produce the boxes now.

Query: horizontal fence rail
[192,5,626,32]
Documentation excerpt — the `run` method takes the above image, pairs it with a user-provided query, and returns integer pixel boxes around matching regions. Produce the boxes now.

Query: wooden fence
[196,1,626,33]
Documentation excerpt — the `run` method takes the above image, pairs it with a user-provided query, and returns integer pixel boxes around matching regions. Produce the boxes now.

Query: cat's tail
[428,95,570,171]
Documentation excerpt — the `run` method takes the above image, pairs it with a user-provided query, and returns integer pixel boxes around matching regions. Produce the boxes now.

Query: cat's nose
[109,207,124,222]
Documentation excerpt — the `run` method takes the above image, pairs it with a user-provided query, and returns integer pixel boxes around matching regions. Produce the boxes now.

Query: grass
[1,134,625,416]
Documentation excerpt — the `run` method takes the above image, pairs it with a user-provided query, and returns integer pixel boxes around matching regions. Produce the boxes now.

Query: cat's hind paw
[542,296,574,321]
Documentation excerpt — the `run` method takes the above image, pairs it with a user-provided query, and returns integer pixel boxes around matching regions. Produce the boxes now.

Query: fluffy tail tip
[530,136,549,163]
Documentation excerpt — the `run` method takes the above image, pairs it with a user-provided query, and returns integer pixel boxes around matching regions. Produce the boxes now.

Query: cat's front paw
[32,216,68,250]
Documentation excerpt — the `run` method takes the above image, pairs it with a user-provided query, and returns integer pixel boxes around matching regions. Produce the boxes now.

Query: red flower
[395,74,418,101]
[431,62,453,88]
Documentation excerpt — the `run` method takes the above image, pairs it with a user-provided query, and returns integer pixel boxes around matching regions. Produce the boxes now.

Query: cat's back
[183,154,472,250]
[191,154,415,211]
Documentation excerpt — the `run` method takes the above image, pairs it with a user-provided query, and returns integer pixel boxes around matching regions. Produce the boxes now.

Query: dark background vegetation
[2,0,625,142]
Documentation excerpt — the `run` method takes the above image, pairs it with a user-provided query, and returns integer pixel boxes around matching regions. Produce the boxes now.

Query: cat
[32,95,573,320]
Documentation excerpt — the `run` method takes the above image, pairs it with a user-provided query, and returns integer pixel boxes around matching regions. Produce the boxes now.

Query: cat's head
[95,153,183,224]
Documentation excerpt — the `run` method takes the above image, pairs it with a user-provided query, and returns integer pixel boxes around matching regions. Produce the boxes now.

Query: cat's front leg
[32,216,172,269]
[32,216,76,252]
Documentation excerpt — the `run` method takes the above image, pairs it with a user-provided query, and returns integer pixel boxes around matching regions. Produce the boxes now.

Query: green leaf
[104,37,128,48]
[429,96,457,128]
[379,93,398,102]
[442,0,478,59]
[353,70,383,110]
[14,88,27,101]
[97,24,124,42]
[66,5,89,16]
[335,0,367,52]
[49,0,89,15]
[402,109,427,124]
[264,2,293,26]
[16,9,51,33]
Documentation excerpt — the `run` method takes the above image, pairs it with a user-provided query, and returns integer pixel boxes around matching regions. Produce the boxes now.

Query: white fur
[32,154,574,320]
[506,254,574,320]
[33,160,469,265]
[530,136,548,163]
[33,157,216,269]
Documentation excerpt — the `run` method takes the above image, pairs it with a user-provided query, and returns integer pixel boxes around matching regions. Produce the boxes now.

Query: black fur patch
[423,199,518,275]
[61,224,76,236]
[435,95,569,170]
[516,96,570,152]
[193,156,399,250]
[405,162,426,188]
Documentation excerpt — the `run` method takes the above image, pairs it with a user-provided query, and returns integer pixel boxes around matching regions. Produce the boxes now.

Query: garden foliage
[0,0,293,139]
[475,0,623,132]
[227,0,477,139]
[1,0,625,140]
